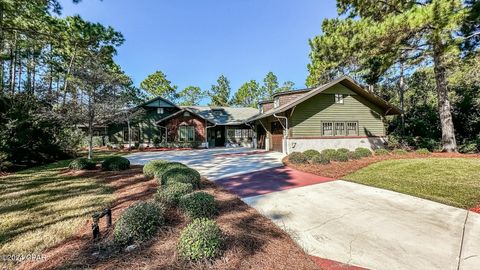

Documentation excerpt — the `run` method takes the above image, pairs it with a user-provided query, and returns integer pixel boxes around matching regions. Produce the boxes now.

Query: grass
[344,158,480,209]
[0,151,121,264]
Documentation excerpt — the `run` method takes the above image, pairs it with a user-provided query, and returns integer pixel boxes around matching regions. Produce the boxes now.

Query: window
[346,122,358,136]
[212,109,224,116]
[322,121,358,136]
[179,126,195,142]
[157,108,164,114]
[123,127,140,141]
[335,122,345,136]
[322,122,333,136]
[335,94,344,104]
[183,111,191,117]
[274,97,280,108]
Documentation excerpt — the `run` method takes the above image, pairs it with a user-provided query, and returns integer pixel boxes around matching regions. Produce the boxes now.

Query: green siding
[290,84,386,137]
[108,107,179,144]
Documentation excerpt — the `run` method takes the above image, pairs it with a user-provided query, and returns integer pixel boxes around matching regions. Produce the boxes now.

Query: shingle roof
[183,106,259,125]
[247,76,402,122]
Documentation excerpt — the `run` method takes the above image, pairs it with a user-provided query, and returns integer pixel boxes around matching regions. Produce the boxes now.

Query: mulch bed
[284,152,480,179]
[20,166,319,270]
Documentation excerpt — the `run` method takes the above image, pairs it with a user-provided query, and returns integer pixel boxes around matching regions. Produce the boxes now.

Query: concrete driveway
[126,148,479,270]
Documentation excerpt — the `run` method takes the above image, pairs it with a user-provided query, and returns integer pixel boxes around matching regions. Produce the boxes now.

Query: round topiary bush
[393,149,408,155]
[311,154,330,165]
[178,218,223,260]
[321,149,337,161]
[354,147,373,158]
[332,151,349,162]
[415,148,431,155]
[303,149,320,160]
[156,182,193,205]
[337,148,350,154]
[161,167,201,189]
[69,158,96,170]
[348,151,363,160]
[179,192,217,219]
[114,201,166,245]
[101,156,130,171]
[153,162,188,180]
[288,152,308,164]
[374,149,390,156]
[143,160,169,178]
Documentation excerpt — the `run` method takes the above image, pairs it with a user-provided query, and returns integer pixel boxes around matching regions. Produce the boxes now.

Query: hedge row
[289,147,430,164]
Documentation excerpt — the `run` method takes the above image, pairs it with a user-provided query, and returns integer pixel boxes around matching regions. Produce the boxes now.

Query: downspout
[244,121,256,149]
[273,113,289,155]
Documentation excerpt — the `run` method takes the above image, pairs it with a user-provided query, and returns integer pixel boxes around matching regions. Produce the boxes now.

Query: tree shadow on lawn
[19,175,318,270]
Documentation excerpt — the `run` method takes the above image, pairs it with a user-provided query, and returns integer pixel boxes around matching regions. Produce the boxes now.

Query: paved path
[126,148,480,270]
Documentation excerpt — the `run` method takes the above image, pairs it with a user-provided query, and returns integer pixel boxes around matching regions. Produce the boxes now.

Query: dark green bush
[178,218,223,260]
[321,149,337,160]
[303,149,320,160]
[332,151,349,162]
[153,162,188,180]
[161,167,201,189]
[354,147,373,158]
[179,192,217,219]
[374,149,390,156]
[156,182,193,205]
[393,149,408,155]
[415,148,431,155]
[101,156,130,171]
[337,148,350,154]
[348,151,363,160]
[114,201,166,245]
[311,154,330,165]
[69,157,96,170]
[143,160,169,178]
[288,152,308,164]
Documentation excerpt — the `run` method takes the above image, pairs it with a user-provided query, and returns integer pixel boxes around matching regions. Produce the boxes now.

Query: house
[248,76,401,153]
[107,76,401,153]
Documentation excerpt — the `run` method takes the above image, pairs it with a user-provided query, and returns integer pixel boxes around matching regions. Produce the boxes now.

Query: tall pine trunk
[432,45,457,152]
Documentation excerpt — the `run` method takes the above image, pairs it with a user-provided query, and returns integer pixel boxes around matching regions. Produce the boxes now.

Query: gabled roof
[136,96,179,109]
[156,106,259,125]
[247,76,402,122]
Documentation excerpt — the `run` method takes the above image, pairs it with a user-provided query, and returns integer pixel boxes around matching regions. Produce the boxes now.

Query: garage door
[271,134,283,152]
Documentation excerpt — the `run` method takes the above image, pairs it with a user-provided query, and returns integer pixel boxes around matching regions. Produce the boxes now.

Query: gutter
[273,113,289,155]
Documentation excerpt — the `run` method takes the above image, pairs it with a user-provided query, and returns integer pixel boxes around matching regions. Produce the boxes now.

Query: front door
[257,124,266,149]
[208,126,225,147]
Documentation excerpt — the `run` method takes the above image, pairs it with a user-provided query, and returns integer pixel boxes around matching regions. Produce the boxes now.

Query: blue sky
[59,0,337,104]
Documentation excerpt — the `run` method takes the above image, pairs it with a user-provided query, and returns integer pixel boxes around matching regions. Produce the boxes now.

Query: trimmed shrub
[156,182,194,205]
[179,192,217,219]
[348,151,363,160]
[114,201,166,245]
[178,218,223,260]
[311,154,330,165]
[153,162,188,180]
[143,160,169,178]
[303,149,320,160]
[393,149,408,155]
[69,157,96,170]
[288,152,308,164]
[332,151,349,162]
[354,147,373,158]
[374,149,390,156]
[101,156,130,171]
[161,167,201,189]
[415,148,431,155]
[337,148,350,154]
[321,149,337,161]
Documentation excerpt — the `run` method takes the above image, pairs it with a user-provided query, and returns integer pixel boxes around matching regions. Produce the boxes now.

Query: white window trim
[335,94,344,104]
[157,108,164,114]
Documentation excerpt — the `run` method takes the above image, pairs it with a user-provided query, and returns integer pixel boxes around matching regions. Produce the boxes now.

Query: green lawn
[344,158,480,209]
[0,151,121,264]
